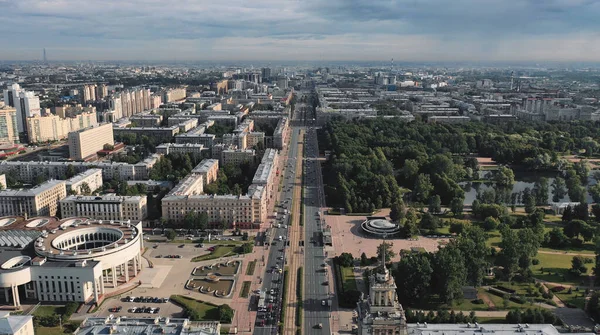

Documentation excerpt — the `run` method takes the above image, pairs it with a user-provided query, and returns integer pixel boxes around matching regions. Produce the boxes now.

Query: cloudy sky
[1,0,600,62]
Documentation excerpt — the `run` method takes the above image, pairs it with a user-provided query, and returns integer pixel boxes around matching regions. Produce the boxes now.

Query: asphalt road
[302,123,331,335]
[254,124,302,335]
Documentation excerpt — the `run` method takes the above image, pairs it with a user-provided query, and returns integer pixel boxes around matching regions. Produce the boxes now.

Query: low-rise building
[60,194,147,221]
[221,148,255,166]
[0,311,34,335]
[192,159,219,186]
[66,169,103,195]
[113,126,180,142]
[130,114,163,127]
[427,116,471,124]
[75,317,220,335]
[0,180,67,217]
[156,143,208,157]
[273,117,289,149]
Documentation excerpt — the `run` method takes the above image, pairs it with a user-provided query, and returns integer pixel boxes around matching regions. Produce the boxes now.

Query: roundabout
[360,217,401,237]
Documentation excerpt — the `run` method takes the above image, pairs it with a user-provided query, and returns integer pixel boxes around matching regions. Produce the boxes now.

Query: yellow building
[0,107,19,144]
[0,180,67,217]
[27,112,98,143]
[68,123,114,160]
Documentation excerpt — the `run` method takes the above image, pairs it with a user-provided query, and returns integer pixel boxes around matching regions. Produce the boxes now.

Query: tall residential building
[68,123,114,160]
[15,91,41,136]
[110,88,151,118]
[163,87,187,103]
[2,84,23,108]
[95,84,108,100]
[261,67,272,81]
[0,107,19,144]
[27,112,98,143]
[82,84,97,102]
[151,94,162,109]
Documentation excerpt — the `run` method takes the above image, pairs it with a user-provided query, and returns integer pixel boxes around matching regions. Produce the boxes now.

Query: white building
[0,311,33,335]
[156,143,208,157]
[75,317,220,335]
[0,217,144,307]
[15,91,41,136]
[60,194,148,221]
[66,169,103,195]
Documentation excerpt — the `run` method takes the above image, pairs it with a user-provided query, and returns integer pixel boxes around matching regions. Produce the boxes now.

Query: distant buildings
[108,88,151,119]
[0,107,19,144]
[162,87,187,103]
[68,123,114,160]
[15,91,41,139]
[27,112,98,143]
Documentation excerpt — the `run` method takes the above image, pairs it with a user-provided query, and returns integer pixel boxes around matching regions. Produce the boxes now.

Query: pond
[461,171,597,205]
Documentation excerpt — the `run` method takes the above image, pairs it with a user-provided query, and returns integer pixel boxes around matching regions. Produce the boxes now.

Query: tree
[544,227,568,249]
[533,177,549,205]
[394,253,433,305]
[589,183,600,203]
[587,292,600,321]
[79,182,92,195]
[494,166,515,187]
[419,212,440,231]
[482,217,499,231]
[377,242,396,263]
[450,196,464,217]
[165,230,177,240]
[432,243,467,304]
[428,195,441,214]
[523,188,536,214]
[551,177,567,202]
[197,212,209,231]
[570,255,588,276]
[389,199,405,222]
[403,210,419,238]
[218,304,234,323]
[66,164,76,178]
[239,243,253,254]
[456,226,489,287]
[413,174,434,203]
[360,252,369,266]
[336,252,354,267]
[564,219,594,242]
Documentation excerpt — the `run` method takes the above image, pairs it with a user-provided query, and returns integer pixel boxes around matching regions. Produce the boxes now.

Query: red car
[207,247,215,252]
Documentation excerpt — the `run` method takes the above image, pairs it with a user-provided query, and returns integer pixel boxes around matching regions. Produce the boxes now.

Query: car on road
[270,289,275,295]
[153,307,160,314]
[321,300,327,306]
[178,244,185,248]
[315,323,323,329]
[322,281,329,285]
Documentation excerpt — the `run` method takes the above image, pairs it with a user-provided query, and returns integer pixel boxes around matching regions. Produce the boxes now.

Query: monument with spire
[356,240,408,335]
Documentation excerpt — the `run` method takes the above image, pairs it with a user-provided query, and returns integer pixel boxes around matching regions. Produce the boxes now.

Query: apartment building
[0,180,66,217]
[163,88,187,103]
[68,123,114,160]
[0,107,19,144]
[27,112,98,143]
[175,133,216,147]
[273,117,288,149]
[113,126,179,142]
[0,154,161,183]
[246,132,265,148]
[156,143,208,157]
[130,114,163,127]
[66,169,103,195]
[60,194,147,221]
[191,159,219,186]
[221,149,255,166]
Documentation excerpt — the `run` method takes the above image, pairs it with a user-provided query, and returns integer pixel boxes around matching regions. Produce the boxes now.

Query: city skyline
[1,0,600,62]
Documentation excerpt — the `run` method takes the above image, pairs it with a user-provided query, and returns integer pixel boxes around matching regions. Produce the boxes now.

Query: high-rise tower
[43,48,47,63]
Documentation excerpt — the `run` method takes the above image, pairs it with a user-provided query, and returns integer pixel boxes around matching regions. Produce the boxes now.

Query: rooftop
[66,169,102,185]
[407,323,583,335]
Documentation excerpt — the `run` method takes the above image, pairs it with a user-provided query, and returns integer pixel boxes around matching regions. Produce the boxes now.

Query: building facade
[68,123,114,160]
[66,169,103,195]
[60,194,147,221]
[0,180,67,217]
[27,112,98,143]
[0,107,19,144]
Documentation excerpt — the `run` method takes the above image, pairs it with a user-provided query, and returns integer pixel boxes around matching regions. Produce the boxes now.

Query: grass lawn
[546,284,587,309]
[192,246,236,262]
[477,317,508,324]
[531,253,593,286]
[483,288,528,309]
[170,295,220,321]
[240,281,251,298]
[34,306,63,317]
[340,266,357,291]
[35,327,67,335]
[246,260,257,276]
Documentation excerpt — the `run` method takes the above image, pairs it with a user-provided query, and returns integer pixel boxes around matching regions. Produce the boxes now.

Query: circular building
[361,218,401,237]
[0,217,143,308]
